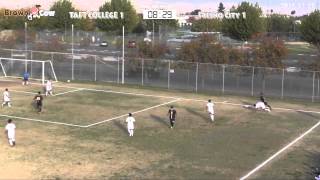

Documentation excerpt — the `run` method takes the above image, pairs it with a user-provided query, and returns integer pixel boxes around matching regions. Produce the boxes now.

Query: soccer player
[167,106,177,129]
[5,119,16,147]
[22,71,30,85]
[243,101,271,112]
[206,99,215,122]
[45,79,53,96]
[125,113,135,137]
[34,91,43,113]
[259,92,265,102]
[2,88,11,108]
[259,92,272,110]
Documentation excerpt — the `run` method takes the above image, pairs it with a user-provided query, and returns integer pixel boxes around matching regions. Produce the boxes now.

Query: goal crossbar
[0,57,58,84]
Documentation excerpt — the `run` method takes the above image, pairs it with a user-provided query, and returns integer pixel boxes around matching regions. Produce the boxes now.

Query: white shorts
[8,135,15,141]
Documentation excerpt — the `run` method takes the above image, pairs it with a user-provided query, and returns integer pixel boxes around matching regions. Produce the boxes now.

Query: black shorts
[36,102,42,107]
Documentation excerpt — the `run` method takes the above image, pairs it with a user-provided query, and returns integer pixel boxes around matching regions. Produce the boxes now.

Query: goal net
[0,57,58,84]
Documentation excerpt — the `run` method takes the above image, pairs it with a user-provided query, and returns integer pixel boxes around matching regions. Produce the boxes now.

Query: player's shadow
[150,114,168,127]
[241,100,254,105]
[113,120,127,134]
[185,107,209,123]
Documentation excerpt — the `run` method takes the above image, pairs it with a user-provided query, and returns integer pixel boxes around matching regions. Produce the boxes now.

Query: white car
[286,67,301,73]
[99,41,108,47]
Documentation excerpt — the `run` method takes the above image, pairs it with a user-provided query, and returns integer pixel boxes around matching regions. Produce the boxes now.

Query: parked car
[127,40,136,48]
[99,41,108,47]
[286,67,301,73]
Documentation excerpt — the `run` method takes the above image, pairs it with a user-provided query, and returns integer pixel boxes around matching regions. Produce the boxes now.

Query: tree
[266,14,291,33]
[252,37,287,68]
[191,19,221,32]
[74,18,95,31]
[252,37,287,92]
[222,2,265,41]
[0,8,25,30]
[218,2,225,13]
[178,34,228,64]
[48,0,76,29]
[300,10,320,49]
[190,9,201,15]
[132,15,147,34]
[96,0,138,33]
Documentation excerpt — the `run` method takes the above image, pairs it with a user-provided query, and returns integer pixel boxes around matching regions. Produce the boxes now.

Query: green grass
[0,80,320,179]
[286,43,318,55]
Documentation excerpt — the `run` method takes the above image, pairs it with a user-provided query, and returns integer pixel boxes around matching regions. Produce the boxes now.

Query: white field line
[11,90,37,95]
[53,88,83,96]
[31,83,320,115]
[85,99,181,127]
[239,120,320,180]
[0,114,86,128]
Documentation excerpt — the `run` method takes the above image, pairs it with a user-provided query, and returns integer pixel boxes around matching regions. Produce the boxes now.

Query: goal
[0,57,58,84]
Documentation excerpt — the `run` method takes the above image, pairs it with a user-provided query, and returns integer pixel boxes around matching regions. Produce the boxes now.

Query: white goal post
[0,57,58,84]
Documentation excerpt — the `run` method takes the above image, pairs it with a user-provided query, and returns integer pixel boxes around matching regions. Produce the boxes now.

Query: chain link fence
[0,48,319,102]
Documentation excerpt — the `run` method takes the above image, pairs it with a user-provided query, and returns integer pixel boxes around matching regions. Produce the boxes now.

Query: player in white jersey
[5,119,16,147]
[125,113,136,137]
[45,79,53,96]
[206,99,215,122]
[2,88,11,107]
[243,101,271,112]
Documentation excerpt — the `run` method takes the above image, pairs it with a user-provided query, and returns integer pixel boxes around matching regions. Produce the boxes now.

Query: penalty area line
[53,88,84,96]
[0,114,86,128]
[85,98,181,128]
[239,120,320,180]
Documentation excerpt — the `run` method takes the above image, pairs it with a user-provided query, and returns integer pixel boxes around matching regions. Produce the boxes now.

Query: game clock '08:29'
[143,10,176,19]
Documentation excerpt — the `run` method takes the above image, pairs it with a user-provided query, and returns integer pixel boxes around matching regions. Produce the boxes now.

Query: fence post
[42,61,45,85]
[168,60,171,89]
[196,63,199,92]
[30,51,33,78]
[317,72,320,98]
[251,66,254,96]
[117,56,120,84]
[222,65,225,94]
[312,71,315,102]
[141,58,144,86]
[94,55,97,81]
[281,68,285,99]
[71,56,74,81]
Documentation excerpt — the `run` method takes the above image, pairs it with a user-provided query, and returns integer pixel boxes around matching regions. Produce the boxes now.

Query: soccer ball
[67,80,70,83]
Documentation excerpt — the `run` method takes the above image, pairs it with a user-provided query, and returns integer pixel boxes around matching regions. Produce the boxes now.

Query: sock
[8,103,11,107]
[210,114,214,121]
[9,139,13,146]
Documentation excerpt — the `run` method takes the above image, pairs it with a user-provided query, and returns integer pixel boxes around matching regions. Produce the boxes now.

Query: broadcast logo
[27,5,55,21]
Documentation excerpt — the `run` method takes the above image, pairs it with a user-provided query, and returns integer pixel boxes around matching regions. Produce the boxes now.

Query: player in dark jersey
[168,106,177,129]
[34,91,43,113]
[259,92,272,110]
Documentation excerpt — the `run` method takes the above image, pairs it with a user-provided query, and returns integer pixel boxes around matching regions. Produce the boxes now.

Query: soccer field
[0,78,320,179]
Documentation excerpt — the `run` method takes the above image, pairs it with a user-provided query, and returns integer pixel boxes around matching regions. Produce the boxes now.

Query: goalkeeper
[22,72,30,85]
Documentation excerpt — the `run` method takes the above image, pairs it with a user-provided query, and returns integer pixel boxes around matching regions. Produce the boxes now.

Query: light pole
[71,24,74,80]
[24,22,27,72]
[122,25,125,84]
[152,20,155,46]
